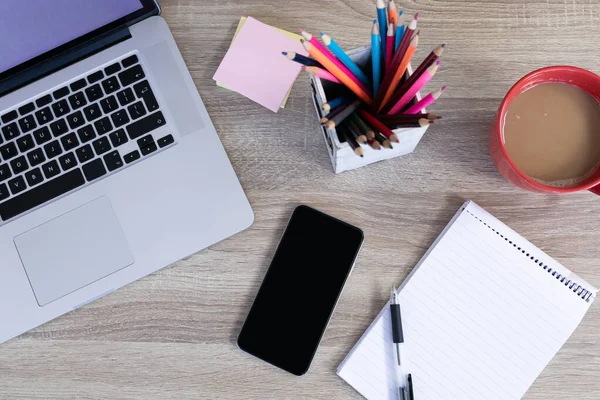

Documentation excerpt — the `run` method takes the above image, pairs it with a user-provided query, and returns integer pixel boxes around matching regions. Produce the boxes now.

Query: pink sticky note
[213,17,307,113]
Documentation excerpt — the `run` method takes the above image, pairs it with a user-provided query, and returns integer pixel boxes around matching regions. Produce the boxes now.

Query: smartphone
[238,205,364,376]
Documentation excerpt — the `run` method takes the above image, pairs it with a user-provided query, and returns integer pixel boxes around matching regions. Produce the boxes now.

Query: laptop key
[92,137,111,155]
[117,87,135,106]
[2,122,20,141]
[78,125,96,143]
[52,99,70,117]
[102,76,120,94]
[122,54,139,68]
[50,118,69,137]
[76,144,94,163]
[68,92,87,110]
[53,86,70,100]
[41,160,61,179]
[109,129,128,148]
[0,183,8,201]
[140,142,158,156]
[35,94,53,108]
[137,135,154,148]
[27,148,46,167]
[70,79,87,91]
[61,133,79,151]
[1,110,18,124]
[59,152,78,171]
[0,169,85,221]
[18,102,35,116]
[66,111,85,130]
[32,126,51,145]
[25,168,44,187]
[142,89,159,112]
[35,107,54,125]
[18,115,37,133]
[127,101,146,120]
[10,156,29,174]
[126,111,166,139]
[83,103,102,122]
[0,164,12,182]
[0,142,18,160]
[7,176,27,195]
[124,150,140,164]
[118,65,145,86]
[100,95,119,114]
[88,70,104,84]
[111,110,130,128]
[85,84,104,102]
[82,159,107,182]
[104,151,124,172]
[158,134,174,148]
[44,140,63,159]
[104,62,121,76]
[94,116,113,135]
[16,134,34,153]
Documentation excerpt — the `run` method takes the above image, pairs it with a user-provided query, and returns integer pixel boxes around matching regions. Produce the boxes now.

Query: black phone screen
[238,205,364,376]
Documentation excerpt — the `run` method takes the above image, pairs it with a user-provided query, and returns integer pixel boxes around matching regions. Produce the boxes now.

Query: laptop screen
[0,0,145,74]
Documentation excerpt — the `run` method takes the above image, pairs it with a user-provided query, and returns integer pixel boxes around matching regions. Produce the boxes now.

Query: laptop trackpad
[14,197,134,306]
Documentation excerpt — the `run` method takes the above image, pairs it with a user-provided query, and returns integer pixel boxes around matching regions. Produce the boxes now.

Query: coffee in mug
[502,82,600,187]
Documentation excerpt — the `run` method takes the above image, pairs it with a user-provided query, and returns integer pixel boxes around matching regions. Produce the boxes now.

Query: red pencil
[385,23,394,70]
[357,109,399,143]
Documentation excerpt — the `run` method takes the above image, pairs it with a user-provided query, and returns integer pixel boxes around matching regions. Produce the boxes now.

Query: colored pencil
[302,66,342,84]
[302,41,372,104]
[387,61,440,114]
[378,34,418,112]
[357,109,399,143]
[385,23,395,70]
[321,96,348,113]
[367,138,382,150]
[403,87,446,114]
[350,112,375,140]
[381,118,433,129]
[321,33,371,90]
[382,44,445,114]
[282,51,323,68]
[377,113,441,123]
[371,21,382,95]
[320,101,352,123]
[347,118,368,144]
[394,11,405,52]
[322,100,361,129]
[371,14,418,112]
[376,0,388,61]
[300,30,371,96]
[374,131,393,149]
[388,1,398,30]
[338,123,364,157]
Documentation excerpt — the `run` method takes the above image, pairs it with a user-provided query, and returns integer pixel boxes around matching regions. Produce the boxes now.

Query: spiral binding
[466,210,593,302]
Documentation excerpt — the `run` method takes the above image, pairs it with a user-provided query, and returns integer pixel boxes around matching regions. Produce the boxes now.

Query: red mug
[490,66,600,195]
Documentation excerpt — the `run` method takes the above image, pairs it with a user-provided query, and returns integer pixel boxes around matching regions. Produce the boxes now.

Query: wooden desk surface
[2,1,600,398]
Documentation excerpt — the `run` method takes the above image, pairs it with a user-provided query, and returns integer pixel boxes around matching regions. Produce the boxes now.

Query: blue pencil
[394,10,405,51]
[321,96,348,113]
[376,0,387,61]
[321,33,372,90]
[371,21,381,95]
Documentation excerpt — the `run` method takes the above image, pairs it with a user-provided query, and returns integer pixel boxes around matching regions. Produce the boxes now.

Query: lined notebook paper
[338,201,597,400]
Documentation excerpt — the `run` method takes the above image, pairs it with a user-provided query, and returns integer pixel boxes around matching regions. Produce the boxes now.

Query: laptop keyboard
[0,53,176,222]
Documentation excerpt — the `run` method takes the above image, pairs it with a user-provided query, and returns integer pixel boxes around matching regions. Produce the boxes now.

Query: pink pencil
[385,23,394,70]
[387,61,440,114]
[300,29,372,95]
[302,65,342,84]
[403,86,446,114]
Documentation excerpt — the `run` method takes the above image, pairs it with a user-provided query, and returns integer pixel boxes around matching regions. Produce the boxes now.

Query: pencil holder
[310,45,429,173]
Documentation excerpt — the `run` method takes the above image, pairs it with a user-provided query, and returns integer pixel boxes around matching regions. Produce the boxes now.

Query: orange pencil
[357,109,399,143]
[302,40,372,105]
[378,34,418,112]
[388,1,398,30]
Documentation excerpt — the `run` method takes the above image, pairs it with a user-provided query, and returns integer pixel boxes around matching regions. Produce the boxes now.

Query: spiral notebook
[338,201,597,400]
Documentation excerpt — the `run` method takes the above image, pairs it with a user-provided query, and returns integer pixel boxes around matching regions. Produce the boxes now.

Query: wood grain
[2,0,600,398]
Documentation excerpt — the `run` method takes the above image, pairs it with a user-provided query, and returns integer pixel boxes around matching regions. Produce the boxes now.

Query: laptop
[0,0,254,344]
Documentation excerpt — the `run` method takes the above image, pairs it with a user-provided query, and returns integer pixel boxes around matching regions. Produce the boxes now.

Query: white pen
[390,287,409,400]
